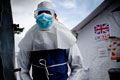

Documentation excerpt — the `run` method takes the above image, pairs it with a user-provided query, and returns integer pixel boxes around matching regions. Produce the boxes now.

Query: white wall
[77,0,120,80]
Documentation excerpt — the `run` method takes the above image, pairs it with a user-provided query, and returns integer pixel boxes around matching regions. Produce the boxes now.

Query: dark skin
[38,10,57,18]
[38,10,51,15]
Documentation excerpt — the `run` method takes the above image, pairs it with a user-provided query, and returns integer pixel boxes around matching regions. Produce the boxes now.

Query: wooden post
[0,0,16,80]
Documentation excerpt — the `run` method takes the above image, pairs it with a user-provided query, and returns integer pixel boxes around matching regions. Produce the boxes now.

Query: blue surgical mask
[36,13,53,29]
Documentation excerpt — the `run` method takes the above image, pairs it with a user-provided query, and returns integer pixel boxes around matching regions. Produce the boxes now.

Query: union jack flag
[94,23,109,35]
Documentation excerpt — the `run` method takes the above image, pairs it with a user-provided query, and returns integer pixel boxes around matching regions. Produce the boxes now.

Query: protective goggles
[34,8,55,18]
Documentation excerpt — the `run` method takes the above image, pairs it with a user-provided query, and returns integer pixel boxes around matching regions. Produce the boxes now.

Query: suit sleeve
[17,50,32,80]
[68,44,88,80]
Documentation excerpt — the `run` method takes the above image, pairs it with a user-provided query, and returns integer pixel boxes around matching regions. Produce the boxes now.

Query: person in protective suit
[17,1,86,80]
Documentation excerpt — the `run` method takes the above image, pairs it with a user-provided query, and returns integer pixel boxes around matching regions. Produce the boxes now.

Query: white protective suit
[17,1,87,80]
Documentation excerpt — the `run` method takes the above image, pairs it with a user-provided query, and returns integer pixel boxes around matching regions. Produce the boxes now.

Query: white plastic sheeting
[19,21,76,51]
[73,0,120,80]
